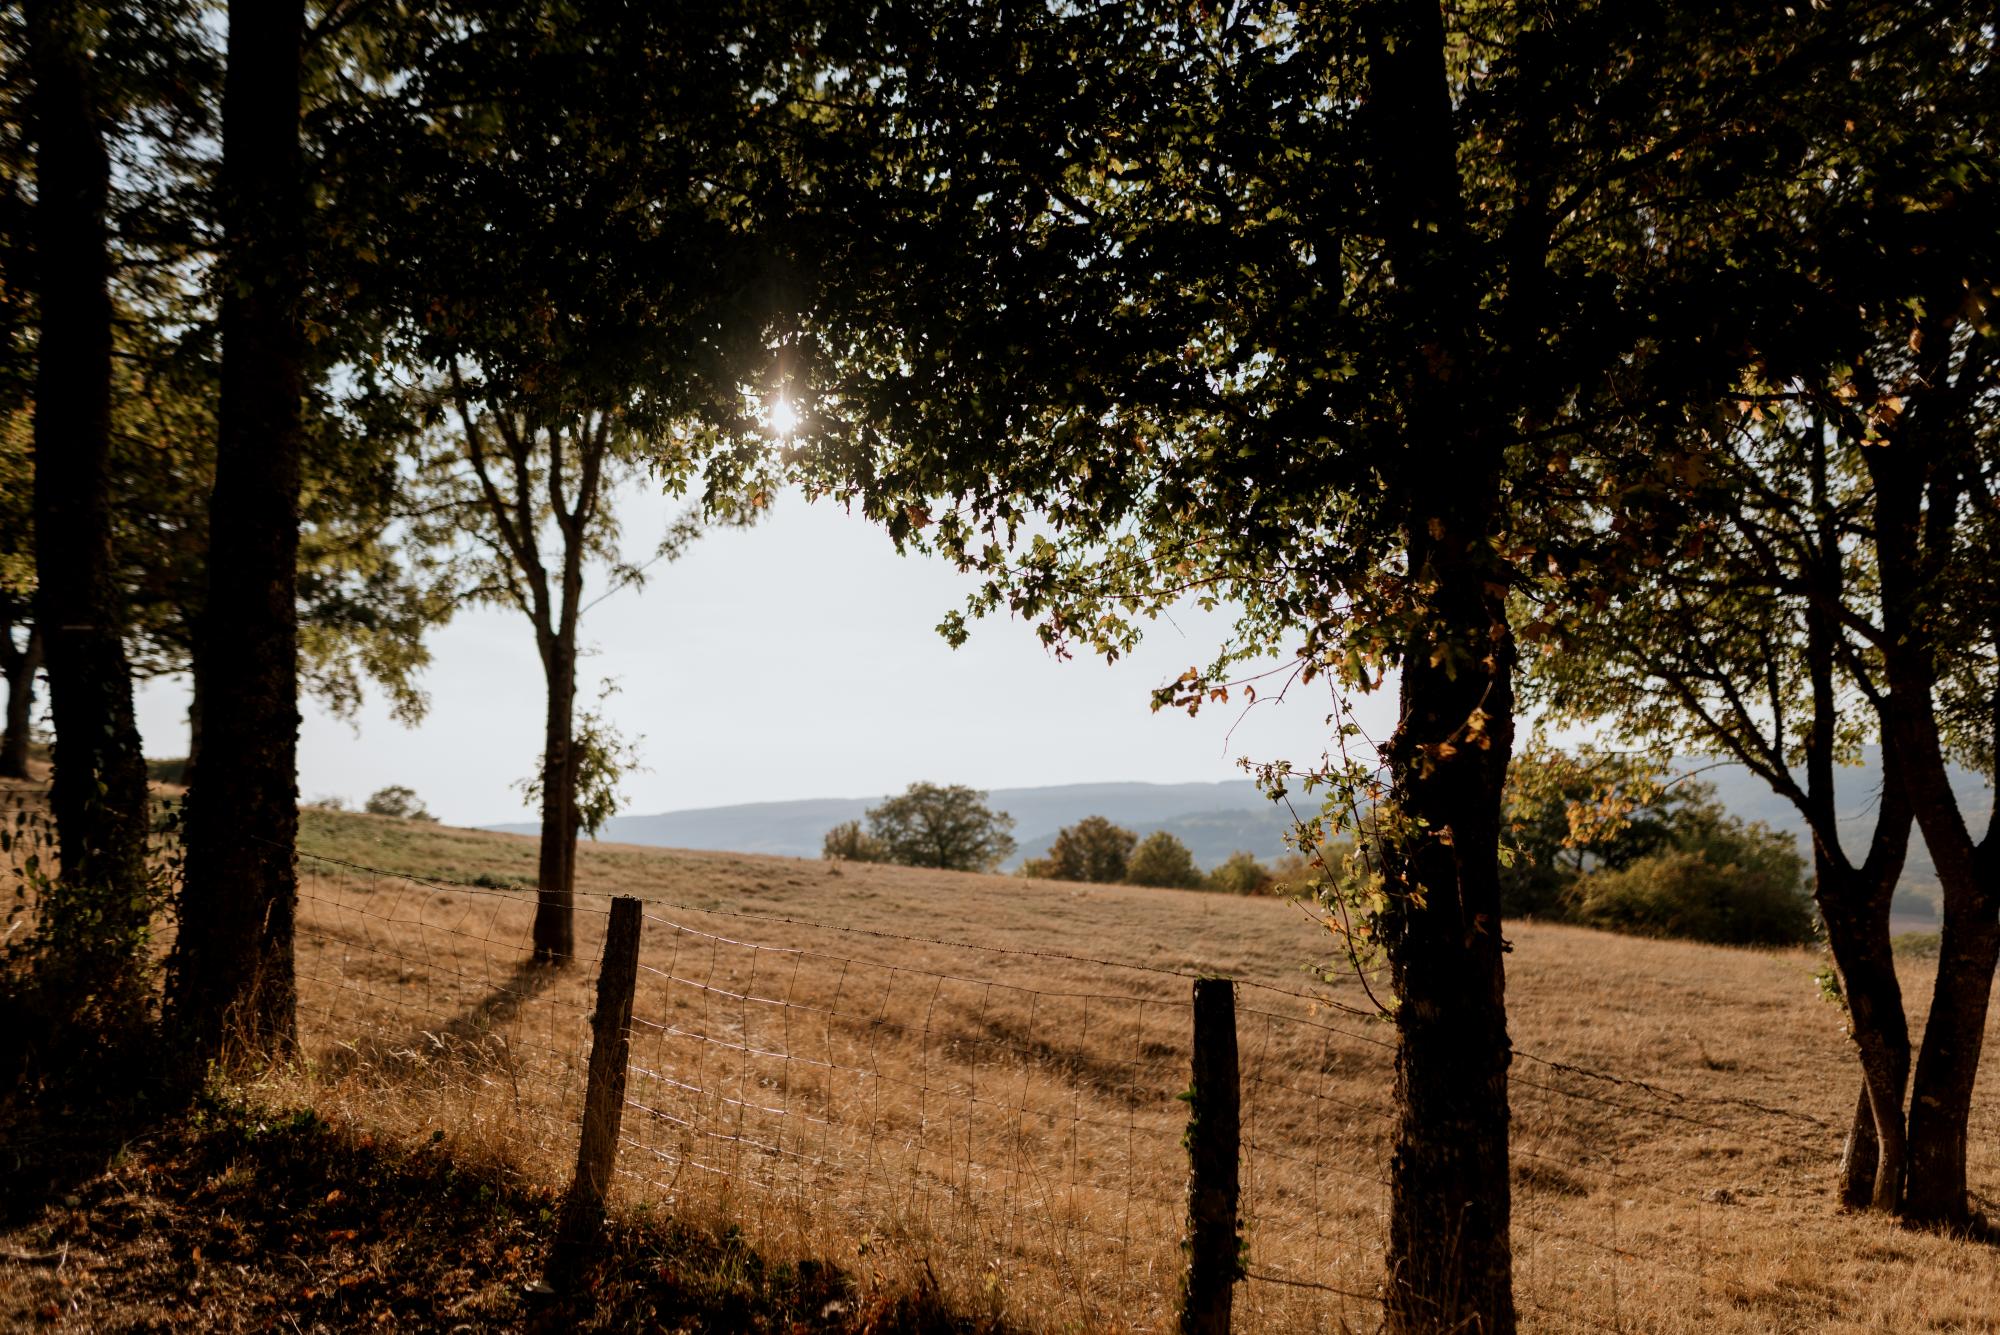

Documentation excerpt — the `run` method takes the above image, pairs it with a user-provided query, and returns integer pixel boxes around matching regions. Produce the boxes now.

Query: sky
[132,483,1402,827]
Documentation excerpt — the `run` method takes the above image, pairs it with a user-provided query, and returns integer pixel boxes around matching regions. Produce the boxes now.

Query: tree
[864,783,1015,873]
[794,4,1854,1323]
[1500,749,1696,921]
[363,785,432,821]
[170,0,307,1064]
[1527,4,1999,1217]
[1045,816,1135,883]
[345,3,786,962]
[1126,831,1202,889]
[22,0,154,1000]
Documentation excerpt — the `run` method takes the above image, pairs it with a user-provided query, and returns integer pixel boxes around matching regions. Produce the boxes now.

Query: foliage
[1500,748,1690,919]
[822,820,888,863]
[1125,831,1203,890]
[363,785,433,822]
[864,783,1016,873]
[516,682,646,840]
[1205,852,1271,898]
[1045,816,1136,884]
[1565,822,1817,948]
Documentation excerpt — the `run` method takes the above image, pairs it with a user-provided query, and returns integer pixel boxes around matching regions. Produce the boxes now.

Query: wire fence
[267,848,1896,1334]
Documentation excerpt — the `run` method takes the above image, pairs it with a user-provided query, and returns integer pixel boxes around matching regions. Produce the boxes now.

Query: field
[9,788,2000,1332]
[255,807,2000,1334]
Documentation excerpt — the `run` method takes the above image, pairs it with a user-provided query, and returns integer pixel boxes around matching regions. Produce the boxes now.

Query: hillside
[286,806,2000,1333]
[485,752,1987,919]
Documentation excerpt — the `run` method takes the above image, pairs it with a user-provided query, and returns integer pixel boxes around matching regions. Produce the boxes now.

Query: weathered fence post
[543,895,642,1300]
[1181,976,1241,1334]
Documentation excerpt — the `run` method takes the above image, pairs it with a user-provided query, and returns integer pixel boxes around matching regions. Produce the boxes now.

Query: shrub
[1125,831,1203,888]
[1206,850,1271,896]
[1046,816,1137,883]
[364,784,434,821]
[1018,857,1057,879]
[1565,820,1816,947]
[822,819,888,863]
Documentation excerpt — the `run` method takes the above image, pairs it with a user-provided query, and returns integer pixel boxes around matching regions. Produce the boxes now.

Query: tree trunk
[532,635,579,962]
[1381,509,1518,1335]
[24,0,154,980]
[1,619,43,780]
[1817,866,1910,1211]
[168,0,306,1066]
[1904,910,2000,1223]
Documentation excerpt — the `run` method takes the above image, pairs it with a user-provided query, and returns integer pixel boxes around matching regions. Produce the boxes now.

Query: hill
[486,751,1988,917]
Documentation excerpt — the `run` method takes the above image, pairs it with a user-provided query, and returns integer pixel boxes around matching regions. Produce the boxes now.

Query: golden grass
[11,788,2000,1332]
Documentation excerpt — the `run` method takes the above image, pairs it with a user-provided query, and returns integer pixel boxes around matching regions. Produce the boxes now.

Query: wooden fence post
[1181,976,1241,1335]
[543,895,642,1300]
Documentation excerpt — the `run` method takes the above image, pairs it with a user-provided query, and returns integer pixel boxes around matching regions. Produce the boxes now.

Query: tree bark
[1903,910,2000,1222]
[1381,506,1519,1335]
[24,0,154,975]
[532,634,579,962]
[168,0,306,1065]
[1364,3,1517,1328]
[1818,863,1911,1211]
[1,616,43,780]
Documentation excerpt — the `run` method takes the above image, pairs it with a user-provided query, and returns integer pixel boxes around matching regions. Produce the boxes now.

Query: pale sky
[133,484,1401,827]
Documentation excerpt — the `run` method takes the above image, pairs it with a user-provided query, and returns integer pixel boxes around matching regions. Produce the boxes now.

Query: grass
[12,788,2000,1331]
[0,1095,994,1333]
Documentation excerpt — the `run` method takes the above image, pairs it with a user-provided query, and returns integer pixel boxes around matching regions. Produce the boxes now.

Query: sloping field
[267,808,2000,1333]
[8,788,1999,1331]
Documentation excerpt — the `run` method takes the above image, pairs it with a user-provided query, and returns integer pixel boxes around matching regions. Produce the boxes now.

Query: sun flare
[768,397,800,437]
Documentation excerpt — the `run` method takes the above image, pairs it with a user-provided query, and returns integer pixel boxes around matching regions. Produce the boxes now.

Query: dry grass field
[10,785,2000,1332]
[260,807,2000,1334]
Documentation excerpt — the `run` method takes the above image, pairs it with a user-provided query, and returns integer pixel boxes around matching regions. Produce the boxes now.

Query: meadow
[247,805,2000,1334]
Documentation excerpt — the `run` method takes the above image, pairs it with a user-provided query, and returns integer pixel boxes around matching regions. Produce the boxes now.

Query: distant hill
[487,751,1989,917]
[488,780,1291,869]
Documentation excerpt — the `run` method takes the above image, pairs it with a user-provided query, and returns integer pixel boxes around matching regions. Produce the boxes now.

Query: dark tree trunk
[1904,910,2000,1222]
[1364,3,1517,1329]
[168,0,306,1065]
[532,636,578,962]
[1817,862,1911,1211]
[24,0,154,975]
[1381,506,1519,1335]
[1861,427,1995,1224]
[1,616,43,780]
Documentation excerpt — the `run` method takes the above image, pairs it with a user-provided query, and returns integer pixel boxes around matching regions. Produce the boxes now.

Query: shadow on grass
[314,955,565,1087]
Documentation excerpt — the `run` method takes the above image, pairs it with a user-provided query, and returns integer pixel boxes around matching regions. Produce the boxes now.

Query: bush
[1206,850,1271,896]
[1125,831,1203,888]
[1046,816,1137,883]
[364,784,434,821]
[822,819,888,863]
[1019,857,1057,879]
[1565,820,1816,947]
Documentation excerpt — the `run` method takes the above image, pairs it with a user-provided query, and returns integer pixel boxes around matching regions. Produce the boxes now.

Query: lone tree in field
[1046,816,1136,884]
[363,785,432,821]
[795,2,1880,1324]
[346,3,788,961]
[864,783,1015,873]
